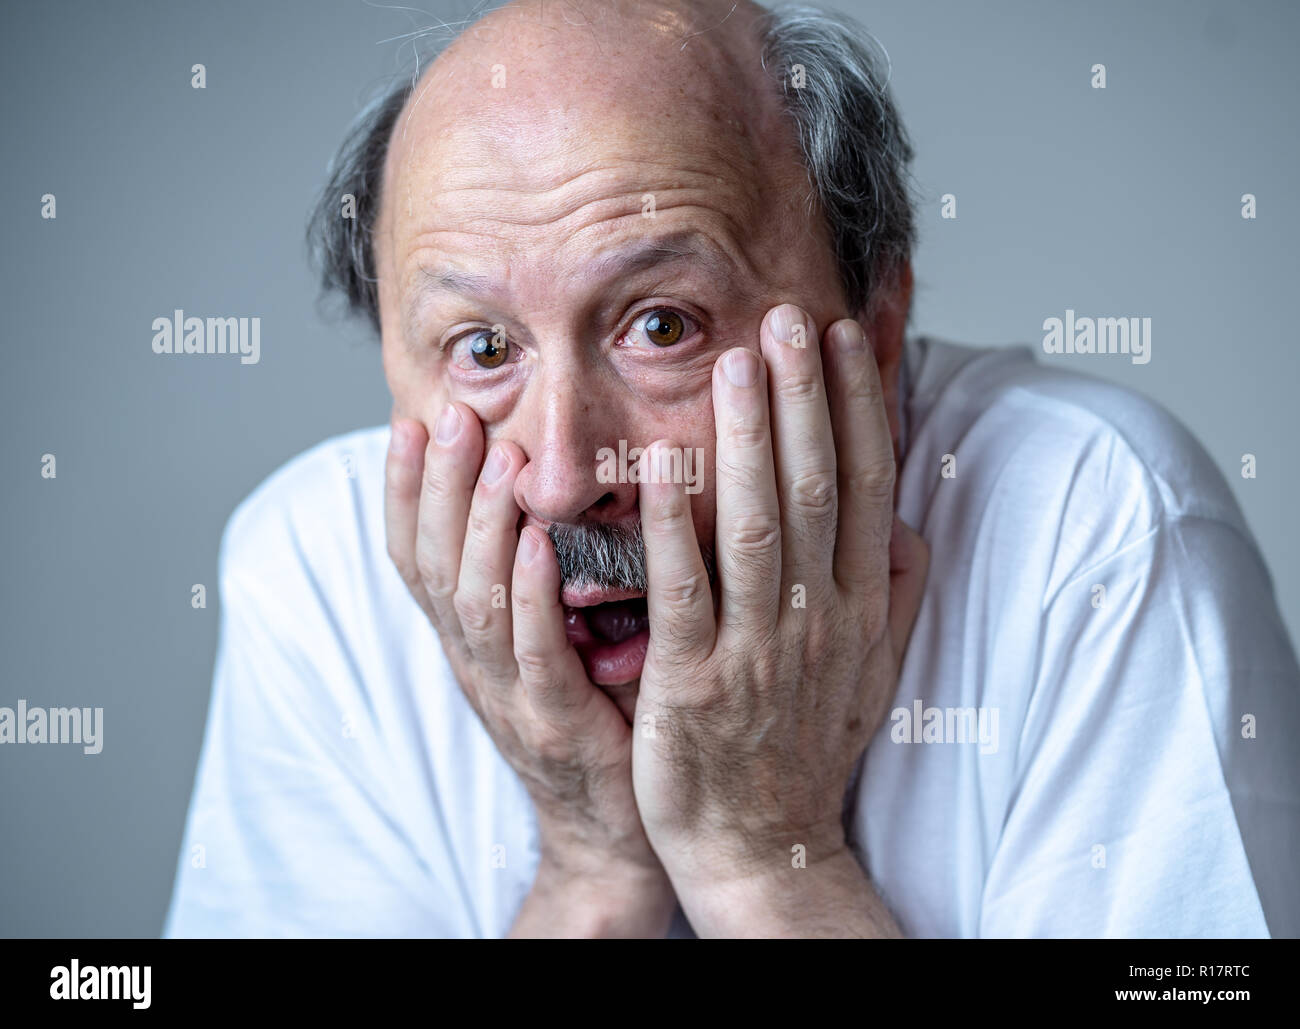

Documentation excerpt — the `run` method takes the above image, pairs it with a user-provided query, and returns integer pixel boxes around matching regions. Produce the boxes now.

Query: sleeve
[978,514,1300,938]
[162,505,469,937]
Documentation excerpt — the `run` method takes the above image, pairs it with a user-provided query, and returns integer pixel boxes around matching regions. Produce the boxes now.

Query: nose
[508,362,638,528]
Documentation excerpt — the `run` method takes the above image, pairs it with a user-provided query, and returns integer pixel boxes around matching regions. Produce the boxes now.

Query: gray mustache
[546,521,716,593]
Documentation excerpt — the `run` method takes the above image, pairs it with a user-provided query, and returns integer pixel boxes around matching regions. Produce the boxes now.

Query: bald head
[393,0,790,153]
[377,0,819,337]
[313,0,917,345]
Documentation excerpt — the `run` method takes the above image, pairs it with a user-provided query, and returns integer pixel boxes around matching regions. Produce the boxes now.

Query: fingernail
[435,404,461,445]
[723,348,759,388]
[481,444,509,485]
[769,304,804,346]
[835,319,865,352]
[518,526,541,565]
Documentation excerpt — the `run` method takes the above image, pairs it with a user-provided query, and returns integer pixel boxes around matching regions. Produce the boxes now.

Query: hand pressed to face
[632,304,929,908]
[384,405,678,937]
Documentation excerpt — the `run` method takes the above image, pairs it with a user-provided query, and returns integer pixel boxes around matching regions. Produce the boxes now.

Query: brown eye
[644,310,685,347]
[470,331,508,368]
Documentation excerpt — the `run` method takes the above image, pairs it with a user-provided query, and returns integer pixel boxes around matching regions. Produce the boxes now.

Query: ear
[858,260,913,463]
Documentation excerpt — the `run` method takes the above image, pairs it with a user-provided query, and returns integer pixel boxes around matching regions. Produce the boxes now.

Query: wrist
[510,856,677,938]
[654,815,848,893]
[669,844,900,938]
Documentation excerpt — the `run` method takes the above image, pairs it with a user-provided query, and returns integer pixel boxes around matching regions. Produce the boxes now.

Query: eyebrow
[419,228,746,301]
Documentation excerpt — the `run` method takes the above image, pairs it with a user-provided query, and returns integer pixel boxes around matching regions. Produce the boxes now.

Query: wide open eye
[470,331,508,368]
[449,325,513,370]
[626,308,697,348]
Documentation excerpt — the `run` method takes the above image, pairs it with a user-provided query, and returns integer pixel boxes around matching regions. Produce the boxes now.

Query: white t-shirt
[163,336,1300,938]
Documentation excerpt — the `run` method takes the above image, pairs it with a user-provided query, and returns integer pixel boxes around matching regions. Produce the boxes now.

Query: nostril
[594,492,618,509]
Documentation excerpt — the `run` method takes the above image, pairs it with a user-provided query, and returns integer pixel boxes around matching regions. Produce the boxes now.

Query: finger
[415,402,485,636]
[712,346,782,635]
[760,304,838,602]
[454,439,527,681]
[887,516,930,664]
[638,440,716,670]
[385,416,431,612]
[823,319,896,595]
[511,526,605,726]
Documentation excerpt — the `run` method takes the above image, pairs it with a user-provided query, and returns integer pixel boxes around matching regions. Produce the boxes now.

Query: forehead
[379,1,809,253]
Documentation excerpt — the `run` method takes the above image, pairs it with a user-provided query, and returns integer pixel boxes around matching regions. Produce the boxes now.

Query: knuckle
[728,513,781,554]
[514,646,555,684]
[414,548,441,590]
[420,463,459,507]
[787,468,838,519]
[726,418,770,452]
[774,371,823,405]
[452,587,492,636]
[512,585,545,622]
[648,488,691,526]
[844,367,885,407]
[845,458,896,502]
[657,572,709,610]
[425,579,457,616]
[464,509,495,550]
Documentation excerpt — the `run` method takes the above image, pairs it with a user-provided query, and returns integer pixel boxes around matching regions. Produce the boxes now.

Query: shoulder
[901,338,1256,592]
[219,425,392,588]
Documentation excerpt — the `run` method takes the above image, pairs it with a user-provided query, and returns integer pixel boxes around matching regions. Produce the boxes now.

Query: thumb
[886,515,929,667]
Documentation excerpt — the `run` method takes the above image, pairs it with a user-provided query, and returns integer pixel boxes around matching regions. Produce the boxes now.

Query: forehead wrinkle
[401,224,759,346]
[423,156,762,232]
[415,225,751,305]
[569,228,753,302]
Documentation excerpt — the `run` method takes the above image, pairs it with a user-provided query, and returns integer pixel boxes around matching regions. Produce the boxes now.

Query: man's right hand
[384,403,676,937]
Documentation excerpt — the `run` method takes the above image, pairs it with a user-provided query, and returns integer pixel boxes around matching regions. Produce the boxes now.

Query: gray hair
[308,1,917,334]
[548,520,717,592]
[548,521,649,592]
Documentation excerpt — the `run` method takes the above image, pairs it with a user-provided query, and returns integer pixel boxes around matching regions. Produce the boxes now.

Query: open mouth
[562,587,650,686]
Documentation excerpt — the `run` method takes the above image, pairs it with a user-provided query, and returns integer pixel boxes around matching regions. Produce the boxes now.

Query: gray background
[1,0,1295,936]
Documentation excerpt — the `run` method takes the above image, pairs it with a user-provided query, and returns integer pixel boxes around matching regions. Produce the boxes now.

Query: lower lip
[575,628,650,686]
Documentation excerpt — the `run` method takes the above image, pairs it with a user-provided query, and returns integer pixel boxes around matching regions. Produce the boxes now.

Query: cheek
[382,344,462,436]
